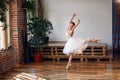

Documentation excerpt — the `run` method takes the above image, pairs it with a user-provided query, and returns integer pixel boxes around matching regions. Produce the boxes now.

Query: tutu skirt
[63,37,88,55]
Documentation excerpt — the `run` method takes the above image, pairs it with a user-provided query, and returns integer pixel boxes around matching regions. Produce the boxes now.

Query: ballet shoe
[66,63,71,69]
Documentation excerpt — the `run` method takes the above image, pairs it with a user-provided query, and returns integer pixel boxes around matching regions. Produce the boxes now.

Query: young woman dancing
[63,14,100,69]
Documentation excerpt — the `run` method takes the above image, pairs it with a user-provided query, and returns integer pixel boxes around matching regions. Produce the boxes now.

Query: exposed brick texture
[9,0,27,64]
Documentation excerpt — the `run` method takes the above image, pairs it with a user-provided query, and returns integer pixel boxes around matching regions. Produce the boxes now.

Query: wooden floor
[1,60,120,80]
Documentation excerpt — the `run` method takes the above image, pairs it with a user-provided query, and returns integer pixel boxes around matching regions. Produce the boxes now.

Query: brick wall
[9,0,27,64]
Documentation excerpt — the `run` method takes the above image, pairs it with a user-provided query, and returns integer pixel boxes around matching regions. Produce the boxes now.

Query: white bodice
[65,30,74,40]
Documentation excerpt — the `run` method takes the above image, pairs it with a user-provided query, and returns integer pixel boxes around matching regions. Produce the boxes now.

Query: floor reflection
[1,61,120,80]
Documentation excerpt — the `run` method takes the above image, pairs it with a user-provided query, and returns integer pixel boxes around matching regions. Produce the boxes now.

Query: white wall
[43,0,112,47]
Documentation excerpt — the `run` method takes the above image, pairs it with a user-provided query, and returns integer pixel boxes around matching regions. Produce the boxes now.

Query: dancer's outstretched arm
[69,13,76,23]
[72,19,80,30]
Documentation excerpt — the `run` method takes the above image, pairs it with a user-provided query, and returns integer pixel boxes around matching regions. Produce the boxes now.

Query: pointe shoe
[66,63,71,69]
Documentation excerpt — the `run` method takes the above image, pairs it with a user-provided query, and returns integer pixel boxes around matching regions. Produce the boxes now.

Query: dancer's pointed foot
[66,63,71,69]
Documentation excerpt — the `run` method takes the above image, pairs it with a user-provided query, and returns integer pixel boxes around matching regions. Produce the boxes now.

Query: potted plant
[28,17,53,62]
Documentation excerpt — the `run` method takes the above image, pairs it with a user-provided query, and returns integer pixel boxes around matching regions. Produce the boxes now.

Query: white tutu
[63,37,88,55]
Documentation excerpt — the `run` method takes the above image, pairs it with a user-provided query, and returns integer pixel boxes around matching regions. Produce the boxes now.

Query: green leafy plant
[23,0,35,18]
[26,0,53,62]
[28,17,53,48]
[0,0,7,22]
[0,0,8,29]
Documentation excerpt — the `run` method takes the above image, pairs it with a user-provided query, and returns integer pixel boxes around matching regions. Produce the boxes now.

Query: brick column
[9,0,27,64]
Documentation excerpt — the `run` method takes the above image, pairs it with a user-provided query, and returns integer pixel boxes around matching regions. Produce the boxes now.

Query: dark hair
[70,22,75,26]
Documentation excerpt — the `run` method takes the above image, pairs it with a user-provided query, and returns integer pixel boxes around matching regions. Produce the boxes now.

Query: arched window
[0,4,10,50]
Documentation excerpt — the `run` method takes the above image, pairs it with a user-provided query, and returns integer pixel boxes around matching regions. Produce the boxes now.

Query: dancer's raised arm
[69,13,76,23]
[73,19,80,29]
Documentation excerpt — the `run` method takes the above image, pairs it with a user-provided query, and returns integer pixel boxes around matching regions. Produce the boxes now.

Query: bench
[42,42,113,62]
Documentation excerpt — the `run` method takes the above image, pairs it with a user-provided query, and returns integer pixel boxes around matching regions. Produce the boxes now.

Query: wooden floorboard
[0,61,120,80]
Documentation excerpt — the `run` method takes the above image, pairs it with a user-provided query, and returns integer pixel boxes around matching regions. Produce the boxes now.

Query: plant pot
[34,52,43,63]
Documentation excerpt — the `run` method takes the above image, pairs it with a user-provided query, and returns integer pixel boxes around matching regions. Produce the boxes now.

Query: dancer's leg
[66,53,73,69]
[68,53,73,64]
[85,38,100,43]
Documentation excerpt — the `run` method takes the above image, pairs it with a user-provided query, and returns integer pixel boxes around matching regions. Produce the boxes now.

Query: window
[0,4,10,50]
[0,23,4,49]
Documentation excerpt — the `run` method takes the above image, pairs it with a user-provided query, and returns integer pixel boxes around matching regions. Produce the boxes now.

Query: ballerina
[63,14,100,69]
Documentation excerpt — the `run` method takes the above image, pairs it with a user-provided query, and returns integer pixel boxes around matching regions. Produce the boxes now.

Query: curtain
[112,0,120,61]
